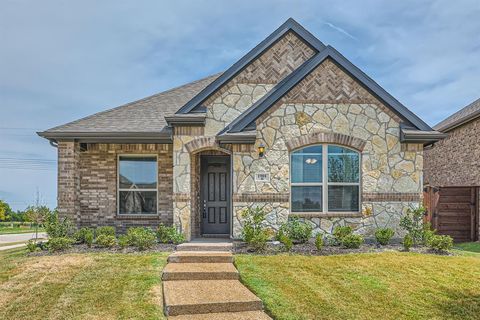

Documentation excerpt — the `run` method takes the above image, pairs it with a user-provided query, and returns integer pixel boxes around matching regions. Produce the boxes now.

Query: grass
[235,252,480,320]
[454,242,480,253]
[0,226,44,234]
[0,248,168,320]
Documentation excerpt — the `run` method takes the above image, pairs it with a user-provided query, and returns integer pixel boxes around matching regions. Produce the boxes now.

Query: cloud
[0,0,479,209]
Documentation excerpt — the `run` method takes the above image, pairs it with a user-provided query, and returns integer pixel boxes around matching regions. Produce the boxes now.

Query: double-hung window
[118,156,157,215]
[291,145,360,213]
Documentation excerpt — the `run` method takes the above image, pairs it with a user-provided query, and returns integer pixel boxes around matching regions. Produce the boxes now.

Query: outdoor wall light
[258,143,266,158]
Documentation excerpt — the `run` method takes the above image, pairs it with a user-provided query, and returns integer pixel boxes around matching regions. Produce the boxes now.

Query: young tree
[25,205,51,241]
[0,200,12,221]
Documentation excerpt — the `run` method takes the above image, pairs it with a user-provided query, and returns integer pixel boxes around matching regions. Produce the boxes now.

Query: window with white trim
[291,145,360,213]
[118,156,157,215]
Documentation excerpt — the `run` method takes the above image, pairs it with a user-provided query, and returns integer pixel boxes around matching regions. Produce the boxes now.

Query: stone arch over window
[285,132,367,152]
[184,137,232,155]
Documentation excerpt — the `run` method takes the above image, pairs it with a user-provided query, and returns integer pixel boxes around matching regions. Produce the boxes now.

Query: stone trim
[363,192,421,202]
[233,193,290,202]
[291,212,362,218]
[184,137,232,154]
[173,193,191,202]
[401,143,423,152]
[285,132,367,152]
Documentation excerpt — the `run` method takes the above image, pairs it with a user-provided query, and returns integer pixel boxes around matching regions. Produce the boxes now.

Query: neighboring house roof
[223,46,433,134]
[434,98,480,132]
[38,73,220,141]
[175,18,326,115]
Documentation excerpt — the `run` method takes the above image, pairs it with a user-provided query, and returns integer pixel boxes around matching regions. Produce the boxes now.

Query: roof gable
[175,18,325,114]
[224,46,432,133]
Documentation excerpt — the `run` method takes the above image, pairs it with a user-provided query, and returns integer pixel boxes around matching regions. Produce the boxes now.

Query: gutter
[400,127,447,145]
[37,131,173,144]
[165,114,206,126]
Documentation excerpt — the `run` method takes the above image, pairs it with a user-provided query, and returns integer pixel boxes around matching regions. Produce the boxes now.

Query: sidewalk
[0,232,47,251]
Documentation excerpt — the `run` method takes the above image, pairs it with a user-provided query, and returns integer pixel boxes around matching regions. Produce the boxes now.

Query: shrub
[44,211,74,238]
[127,227,157,250]
[47,237,74,252]
[400,206,433,245]
[375,228,395,245]
[341,234,364,249]
[118,235,129,249]
[74,227,94,245]
[277,218,313,243]
[278,233,293,252]
[241,207,271,251]
[95,234,116,248]
[333,226,353,243]
[427,235,453,252]
[315,234,324,250]
[157,224,186,244]
[96,226,115,237]
[403,234,413,251]
[26,239,38,252]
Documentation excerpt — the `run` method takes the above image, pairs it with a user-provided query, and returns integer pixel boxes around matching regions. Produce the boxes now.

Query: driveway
[0,232,47,251]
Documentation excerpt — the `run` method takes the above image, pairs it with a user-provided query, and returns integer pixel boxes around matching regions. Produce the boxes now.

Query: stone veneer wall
[57,142,173,233]
[424,117,480,187]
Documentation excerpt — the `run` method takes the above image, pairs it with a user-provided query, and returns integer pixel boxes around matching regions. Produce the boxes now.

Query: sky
[1,0,479,210]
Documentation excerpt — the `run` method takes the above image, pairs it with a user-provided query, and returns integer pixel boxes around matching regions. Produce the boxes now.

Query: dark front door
[201,156,230,235]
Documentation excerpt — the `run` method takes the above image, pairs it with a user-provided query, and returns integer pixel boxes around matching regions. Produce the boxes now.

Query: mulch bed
[233,241,452,256]
[28,242,176,256]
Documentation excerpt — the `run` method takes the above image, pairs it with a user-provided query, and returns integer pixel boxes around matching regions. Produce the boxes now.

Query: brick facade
[57,142,173,232]
[424,117,480,187]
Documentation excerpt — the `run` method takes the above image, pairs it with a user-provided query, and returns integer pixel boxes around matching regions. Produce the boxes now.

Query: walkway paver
[162,240,271,319]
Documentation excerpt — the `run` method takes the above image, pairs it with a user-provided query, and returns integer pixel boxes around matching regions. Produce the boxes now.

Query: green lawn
[0,248,168,320]
[454,242,480,253]
[235,252,480,320]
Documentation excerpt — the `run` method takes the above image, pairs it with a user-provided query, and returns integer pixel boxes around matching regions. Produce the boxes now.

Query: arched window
[290,145,360,213]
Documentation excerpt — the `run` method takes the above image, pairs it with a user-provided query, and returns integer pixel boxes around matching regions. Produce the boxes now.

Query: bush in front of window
[157,224,186,244]
[276,217,313,244]
[278,233,293,252]
[403,234,414,251]
[427,234,453,252]
[332,226,353,244]
[374,228,395,245]
[95,234,116,248]
[118,235,129,249]
[241,206,272,252]
[96,226,116,238]
[47,237,75,252]
[126,227,157,250]
[315,234,324,250]
[74,227,94,247]
[341,234,364,249]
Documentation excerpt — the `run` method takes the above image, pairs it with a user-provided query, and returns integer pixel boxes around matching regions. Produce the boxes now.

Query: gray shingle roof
[434,98,480,132]
[41,73,220,135]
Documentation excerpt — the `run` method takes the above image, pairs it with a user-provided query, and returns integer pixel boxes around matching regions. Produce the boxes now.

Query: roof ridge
[176,18,325,114]
[43,73,221,133]
[225,45,432,133]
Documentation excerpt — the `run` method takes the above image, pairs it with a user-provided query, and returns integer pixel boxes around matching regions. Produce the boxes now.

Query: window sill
[116,214,160,220]
[290,212,363,218]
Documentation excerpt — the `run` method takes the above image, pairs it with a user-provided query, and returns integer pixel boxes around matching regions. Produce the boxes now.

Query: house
[38,18,444,240]
[424,98,480,242]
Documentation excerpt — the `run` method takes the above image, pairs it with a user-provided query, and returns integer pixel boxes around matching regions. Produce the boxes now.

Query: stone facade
[57,142,173,233]
[424,117,480,187]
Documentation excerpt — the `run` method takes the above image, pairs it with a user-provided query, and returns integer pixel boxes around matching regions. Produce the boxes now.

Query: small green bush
[341,234,363,249]
[26,239,38,252]
[96,226,115,237]
[44,211,74,238]
[74,227,94,245]
[118,235,129,249]
[95,234,116,248]
[333,226,353,243]
[375,228,395,245]
[315,234,324,250]
[47,237,74,252]
[427,234,453,252]
[403,234,413,251]
[278,233,293,251]
[241,207,271,251]
[127,227,157,250]
[157,224,186,244]
[277,218,313,243]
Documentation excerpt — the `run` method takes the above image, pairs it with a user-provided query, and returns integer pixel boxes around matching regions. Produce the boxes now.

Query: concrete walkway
[162,240,271,319]
[0,232,47,251]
